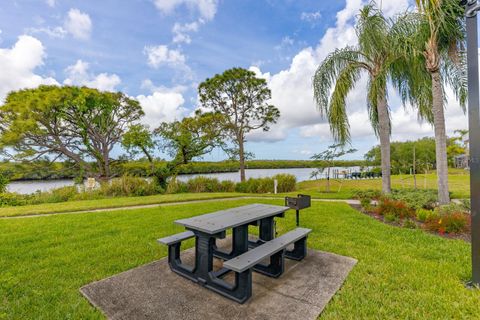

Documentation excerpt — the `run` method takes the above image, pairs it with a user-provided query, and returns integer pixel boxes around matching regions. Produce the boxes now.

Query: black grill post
[284,194,311,226]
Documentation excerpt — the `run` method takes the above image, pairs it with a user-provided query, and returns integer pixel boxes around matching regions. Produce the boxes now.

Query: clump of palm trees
[313,0,466,204]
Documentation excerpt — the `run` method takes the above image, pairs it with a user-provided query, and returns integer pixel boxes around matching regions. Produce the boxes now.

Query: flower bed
[354,190,471,241]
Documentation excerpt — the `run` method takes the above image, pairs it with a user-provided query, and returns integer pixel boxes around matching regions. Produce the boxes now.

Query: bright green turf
[297,169,471,199]
[0,193,244,217]
[0,198,477,319]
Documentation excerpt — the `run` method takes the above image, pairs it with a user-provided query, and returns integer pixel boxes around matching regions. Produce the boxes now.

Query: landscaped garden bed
[353,189,471,242]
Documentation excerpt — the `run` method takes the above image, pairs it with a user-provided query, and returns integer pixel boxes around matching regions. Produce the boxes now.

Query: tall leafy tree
[198,68,280,182]
[63,87,143,178]
[0,85,90,172]
[313,4,398,193]
[155,111,225,165]
[0,85,143,179]
[396,0,467,204]
[122,124,156,173]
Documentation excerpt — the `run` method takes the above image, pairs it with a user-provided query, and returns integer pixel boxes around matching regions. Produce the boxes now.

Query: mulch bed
[348,204,471,243]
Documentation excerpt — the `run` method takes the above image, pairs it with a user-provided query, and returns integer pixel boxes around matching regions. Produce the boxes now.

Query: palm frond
[326,63,363,144]
[313,47,369,117]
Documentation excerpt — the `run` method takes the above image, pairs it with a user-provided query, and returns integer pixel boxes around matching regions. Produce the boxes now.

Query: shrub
[375,198,415,219]
[0,173,9,193]
[360,197,372,210]
[235,181,248,193]
[186,177,222,193]
[273,174,296,193]
[384,213,398,223]
[416,209,435,222]
[403,219,417,229]
[257,177,274,193]
[390,189,437,210]
[435,203,469,216]
[425,211,470,234]
[352,189,382,200]
[0,193,29,207]
[234,177,271,193]
[460,199,471,211]
[99,176,159,197]
[165,178,188,194]
[423,204,471,234]
[219,180,236,192]
[30,186,79,204]
[234,174,296,194]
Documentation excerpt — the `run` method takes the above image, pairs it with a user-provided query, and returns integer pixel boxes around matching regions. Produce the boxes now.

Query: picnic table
[158,203,311,303]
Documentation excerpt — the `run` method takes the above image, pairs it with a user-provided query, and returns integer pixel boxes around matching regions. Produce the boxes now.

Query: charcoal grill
[284,194,311,226]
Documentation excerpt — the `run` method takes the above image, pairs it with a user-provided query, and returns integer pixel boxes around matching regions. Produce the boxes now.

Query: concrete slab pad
[80,238,356,320]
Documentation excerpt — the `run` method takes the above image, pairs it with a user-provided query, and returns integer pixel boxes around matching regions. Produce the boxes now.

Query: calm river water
[6,166,363,194]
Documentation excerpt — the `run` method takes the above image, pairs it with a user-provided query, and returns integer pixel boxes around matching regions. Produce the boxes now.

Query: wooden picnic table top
[175,203,290,234]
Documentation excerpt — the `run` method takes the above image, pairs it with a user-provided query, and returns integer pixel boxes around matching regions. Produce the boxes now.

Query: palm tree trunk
[431,70,450,204]
[377,92,391,194]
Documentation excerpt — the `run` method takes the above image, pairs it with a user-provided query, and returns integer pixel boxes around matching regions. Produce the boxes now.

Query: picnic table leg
[194,230,252,303]
[167,242,197,282]
[285,236,308,261]
[193,232,215,285]
[259,216,275,241]
[253,249,285,278]
[213,225,248,260]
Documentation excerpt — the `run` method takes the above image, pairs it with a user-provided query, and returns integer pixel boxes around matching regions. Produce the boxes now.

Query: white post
[274,179,278,194]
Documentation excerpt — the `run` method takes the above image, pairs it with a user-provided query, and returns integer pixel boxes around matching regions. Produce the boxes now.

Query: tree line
[364,133,467,174]
[313,1,467,204]
[0,68,279,184]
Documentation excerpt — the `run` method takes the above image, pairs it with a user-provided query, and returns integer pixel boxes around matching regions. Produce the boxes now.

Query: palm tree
[313,4,397,193]
[397,0,467,204]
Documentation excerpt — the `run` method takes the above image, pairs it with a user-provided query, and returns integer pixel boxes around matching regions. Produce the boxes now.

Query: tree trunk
[431,70,450,204]
[326,167,330,192]
[238,138,246,182]
[377,91,391,194]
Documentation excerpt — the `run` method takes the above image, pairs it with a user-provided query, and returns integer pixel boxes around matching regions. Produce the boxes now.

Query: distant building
[455,154,469,169]
[455,137,469,169]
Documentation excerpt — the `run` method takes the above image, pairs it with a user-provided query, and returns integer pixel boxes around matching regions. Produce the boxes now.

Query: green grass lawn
[0,198,477,319]
[0,192,245,217]
[298,169,471,199]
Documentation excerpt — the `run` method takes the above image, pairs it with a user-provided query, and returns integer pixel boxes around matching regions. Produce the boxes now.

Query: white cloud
[172,21,200,44]
[0,35,58,102]
[63,59,121,91]
[26,26,67,39]
[301,11,322,26]
[141,78,187,94]
[144,45,190,73]
[64,9,92,40]
[46,0,56,7]
[137,89,187,127]
[26,8,92,40]
[152,0,218,21]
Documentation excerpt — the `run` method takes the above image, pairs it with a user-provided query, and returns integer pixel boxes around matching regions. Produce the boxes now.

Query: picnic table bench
[158,203,311,303]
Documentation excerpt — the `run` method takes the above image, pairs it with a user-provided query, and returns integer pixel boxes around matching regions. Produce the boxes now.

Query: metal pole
[465,0,480,285]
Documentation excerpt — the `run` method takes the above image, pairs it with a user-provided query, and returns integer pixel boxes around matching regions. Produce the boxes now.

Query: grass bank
[0,198,476,319]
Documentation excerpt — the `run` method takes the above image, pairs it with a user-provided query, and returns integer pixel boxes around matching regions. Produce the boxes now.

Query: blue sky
[0,0,470,161]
